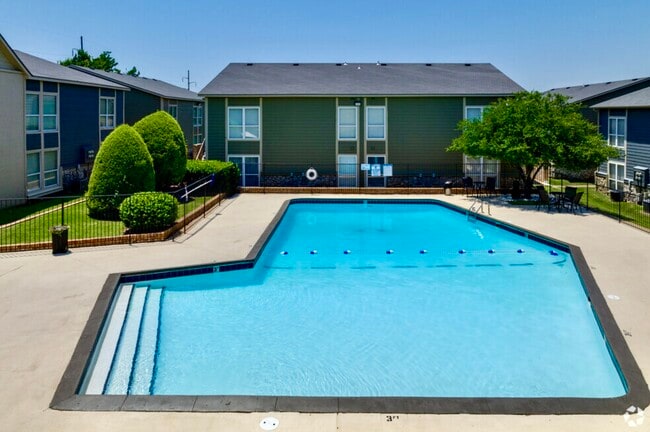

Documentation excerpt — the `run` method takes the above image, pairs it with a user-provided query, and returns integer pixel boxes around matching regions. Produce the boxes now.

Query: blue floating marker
[280,251,289,255]
[549,250,559,256]
[386,249,394,255]
[458,249,466,254]
[419,249,428,254]
[488,249,496,254]
[517,249,525,254]
[310,250,318,255]
[344,249,352,255]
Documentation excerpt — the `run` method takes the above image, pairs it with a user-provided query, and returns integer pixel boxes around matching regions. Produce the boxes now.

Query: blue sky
[1,0,649,92]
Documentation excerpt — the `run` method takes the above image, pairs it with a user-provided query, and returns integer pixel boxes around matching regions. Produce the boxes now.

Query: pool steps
[129,286,162,395]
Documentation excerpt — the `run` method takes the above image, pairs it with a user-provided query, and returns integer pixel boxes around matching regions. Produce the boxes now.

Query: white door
[338,154,357,187]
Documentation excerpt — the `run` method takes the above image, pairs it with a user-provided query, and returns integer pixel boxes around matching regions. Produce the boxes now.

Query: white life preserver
[305,167,318,181]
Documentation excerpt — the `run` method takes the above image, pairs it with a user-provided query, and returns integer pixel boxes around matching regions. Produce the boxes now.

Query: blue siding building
[548,78,650,202]
[14,51,127,196]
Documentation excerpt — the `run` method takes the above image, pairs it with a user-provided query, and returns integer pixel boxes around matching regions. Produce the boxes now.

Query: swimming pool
[54,199,649,413]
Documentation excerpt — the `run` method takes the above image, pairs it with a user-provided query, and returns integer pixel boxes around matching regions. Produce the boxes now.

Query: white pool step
[129,286,163,394]
[104,285,148,394]
[83,284,134,395]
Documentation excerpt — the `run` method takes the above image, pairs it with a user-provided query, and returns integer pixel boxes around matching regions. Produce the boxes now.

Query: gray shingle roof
[592,86,650,108]
[72,66,202,102]
[199,63,524,96]
[546,77,650,103]
[14,50,127,90]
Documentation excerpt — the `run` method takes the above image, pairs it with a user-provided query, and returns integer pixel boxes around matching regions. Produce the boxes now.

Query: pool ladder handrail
[467,197,490,221]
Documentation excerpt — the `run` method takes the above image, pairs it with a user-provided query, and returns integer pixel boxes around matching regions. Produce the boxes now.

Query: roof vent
[425,63,432,66]
[380,63,387,66]
[464,63,472,67]
[336,63,342,66]
[357,66,362,70]
[292,63,299,66]
[343,62,348,66]
[246,63,253,66]
[606,81,612,84]
[584,84,590,87]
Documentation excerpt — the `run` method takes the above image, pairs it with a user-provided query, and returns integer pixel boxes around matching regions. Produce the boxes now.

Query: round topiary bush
[119,192,179,233]
[86,125,155,219]
[134,111,187,190]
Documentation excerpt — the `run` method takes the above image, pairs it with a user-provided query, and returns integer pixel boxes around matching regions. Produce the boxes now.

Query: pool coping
[51,198,650,414]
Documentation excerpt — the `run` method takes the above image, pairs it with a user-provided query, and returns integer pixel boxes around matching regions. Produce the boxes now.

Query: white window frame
[42,93,58,132]
[99,96,116,130]
[26,92,40,132]
[608,161,626,191]
[26,149,60,193]
[192,104,203,145]
[365,106,386,140]
[227,154,260,186]
[168,102,178,119]
[338,106,358,141]
[227,106,260,140]
[608,116,626,149]
[463,106,499,184]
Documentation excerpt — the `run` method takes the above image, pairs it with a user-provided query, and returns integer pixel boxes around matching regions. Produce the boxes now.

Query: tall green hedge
[185,160,239,196]
[86,125,155,219]
[134,111,187,190]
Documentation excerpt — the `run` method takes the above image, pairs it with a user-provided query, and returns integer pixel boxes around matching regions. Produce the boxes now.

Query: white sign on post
[383,164,393,177]
[370,164,382,177]
[360,163,370,171]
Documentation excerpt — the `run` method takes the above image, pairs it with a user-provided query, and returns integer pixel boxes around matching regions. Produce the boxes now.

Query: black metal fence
[0,175,224,252]
[237,162,518,190]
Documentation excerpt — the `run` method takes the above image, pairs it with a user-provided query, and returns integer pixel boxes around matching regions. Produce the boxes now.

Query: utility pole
[182,70,196,90]
[80,36,84,51]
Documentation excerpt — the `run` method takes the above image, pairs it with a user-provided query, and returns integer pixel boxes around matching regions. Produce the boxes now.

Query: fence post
[586,179,589,209]
[183,200,187,234]
[61,198,65,226]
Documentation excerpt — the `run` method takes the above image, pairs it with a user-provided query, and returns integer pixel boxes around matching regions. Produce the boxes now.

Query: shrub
[185,160,240,196]
[119,192,179,233]
[86,125,155,219]
[134,111,187,190]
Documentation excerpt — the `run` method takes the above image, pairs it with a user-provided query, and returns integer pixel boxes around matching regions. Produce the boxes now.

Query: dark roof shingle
[592,86,650,108]
[72,67,202,101]
[546,77,650,103]
[14,50,127,90]
[199,63,524,96]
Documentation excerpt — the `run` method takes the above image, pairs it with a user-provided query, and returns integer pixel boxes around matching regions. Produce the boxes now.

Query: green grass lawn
[0,195,216,245]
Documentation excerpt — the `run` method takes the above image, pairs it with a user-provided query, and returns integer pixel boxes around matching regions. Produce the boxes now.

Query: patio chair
[484,176,497,197]
[462,176,474,196]
[536,187,557,211]
[567,191,584,213]
[559,186,577,208]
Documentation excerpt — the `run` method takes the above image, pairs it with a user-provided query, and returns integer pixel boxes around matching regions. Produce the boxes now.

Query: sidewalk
[0,193,648,431]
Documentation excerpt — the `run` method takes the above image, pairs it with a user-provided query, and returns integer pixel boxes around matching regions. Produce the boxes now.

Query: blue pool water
[87,201,626,398]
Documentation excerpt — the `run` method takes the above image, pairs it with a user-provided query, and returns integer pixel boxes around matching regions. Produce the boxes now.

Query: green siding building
[200,63,523,187]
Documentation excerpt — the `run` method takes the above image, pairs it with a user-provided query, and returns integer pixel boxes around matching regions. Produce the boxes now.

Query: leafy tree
[86,125,155,219]
[125,66,140,77]
[134,111,187,190]
[60,49,137,75]
[447,91,620,197]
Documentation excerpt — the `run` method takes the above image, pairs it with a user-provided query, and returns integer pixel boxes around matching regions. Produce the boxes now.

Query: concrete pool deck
[0,193,648,431]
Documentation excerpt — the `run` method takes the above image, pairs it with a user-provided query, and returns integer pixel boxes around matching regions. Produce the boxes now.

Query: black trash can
[610,190,624,202]
[444,181,453,196]
[50,225,69,254]
[643,200,650,213]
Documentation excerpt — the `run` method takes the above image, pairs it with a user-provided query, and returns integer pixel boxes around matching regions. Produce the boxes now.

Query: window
[608,162,625,191]
[228,107,259,140]
[100,97,115,129]
[338,106,357,140]
[26,152,40,191]
[168,102,178,119]
[42,94,57,131]
[26,93,40,131]
[193,104,203,127]
[463,106,498,183]
[608,116,626,148]
[466,106,485,121]
[193,104,203,145]
[366,106,385,140]
[26,150,59,192]
[228,155,260,186]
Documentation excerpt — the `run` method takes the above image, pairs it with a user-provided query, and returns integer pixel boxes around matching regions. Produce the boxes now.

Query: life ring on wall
[305,167,318,181]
